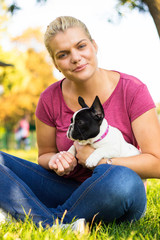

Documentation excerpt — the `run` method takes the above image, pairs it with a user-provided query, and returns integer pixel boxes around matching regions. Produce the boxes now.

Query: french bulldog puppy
[67,96,140,167]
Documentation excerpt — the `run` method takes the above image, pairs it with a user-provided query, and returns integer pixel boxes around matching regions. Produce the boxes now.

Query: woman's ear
[91,39,98,54]
[57,67,61,73]
[54,62,61,72]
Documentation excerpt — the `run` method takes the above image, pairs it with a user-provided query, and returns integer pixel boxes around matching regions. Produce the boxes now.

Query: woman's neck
[62,69,120,111]
[66,68,108,97]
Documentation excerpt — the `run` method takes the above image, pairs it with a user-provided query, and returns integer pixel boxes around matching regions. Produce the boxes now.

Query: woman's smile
[72,64,88,72]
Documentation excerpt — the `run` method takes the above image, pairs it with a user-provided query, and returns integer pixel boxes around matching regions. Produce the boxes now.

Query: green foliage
[1,0,47,15]
[0,33,57,130]
[117,0,148,12]
[0,47,25,92]
[7,2,20,15]
[3,149,38,163]
[1,149,160,239]
[0,0,10,32]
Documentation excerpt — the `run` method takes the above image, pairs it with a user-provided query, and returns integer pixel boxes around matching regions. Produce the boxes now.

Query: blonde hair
[44,16,92,60]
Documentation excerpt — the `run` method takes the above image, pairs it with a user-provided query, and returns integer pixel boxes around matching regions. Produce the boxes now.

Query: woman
[1,16,160,231]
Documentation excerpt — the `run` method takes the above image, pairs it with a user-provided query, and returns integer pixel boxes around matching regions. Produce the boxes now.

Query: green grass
[1,149,38,163]
[1,149,160,239]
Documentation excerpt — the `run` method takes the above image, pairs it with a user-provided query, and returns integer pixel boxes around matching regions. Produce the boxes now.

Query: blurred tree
[0,47,24,94]
[0,0,46,15]
[0,0,9,39]
[0,1,56,137]
[12,27,44,51]
[117,0,160,37]
[1,0,159,37]
[0,28,56,130]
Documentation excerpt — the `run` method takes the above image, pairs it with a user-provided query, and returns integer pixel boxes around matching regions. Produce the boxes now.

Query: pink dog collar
[94,125,109,143]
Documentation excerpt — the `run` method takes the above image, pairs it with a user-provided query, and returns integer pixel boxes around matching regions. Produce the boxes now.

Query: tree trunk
[143,0,160,37]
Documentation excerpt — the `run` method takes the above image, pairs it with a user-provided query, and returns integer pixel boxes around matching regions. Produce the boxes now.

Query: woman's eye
[58,53,67,59]
[78,44,86,49]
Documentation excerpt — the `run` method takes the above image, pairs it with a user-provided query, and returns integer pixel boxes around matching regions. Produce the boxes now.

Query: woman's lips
[73,64,87,72]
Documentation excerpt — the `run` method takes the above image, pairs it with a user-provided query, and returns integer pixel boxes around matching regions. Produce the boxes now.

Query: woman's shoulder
[112,71,147,100]
[119,71,145,88]
[39,79,65,105]
[111,70,154,107]
[36,79,65,125]
[41,79,63,97]
[118,71,155,116]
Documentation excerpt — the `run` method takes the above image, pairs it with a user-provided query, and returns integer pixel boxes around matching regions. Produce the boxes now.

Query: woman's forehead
[49,27,89,50]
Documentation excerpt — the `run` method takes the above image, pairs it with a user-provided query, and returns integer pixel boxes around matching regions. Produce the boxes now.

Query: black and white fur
[67,96,140,167]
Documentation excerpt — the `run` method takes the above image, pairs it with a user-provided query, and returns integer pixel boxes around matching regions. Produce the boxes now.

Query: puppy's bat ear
[90,96,104,122]
[78,96,89,108]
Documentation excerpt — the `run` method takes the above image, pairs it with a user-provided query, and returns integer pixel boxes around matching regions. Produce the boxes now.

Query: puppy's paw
[86,150,104,168]
[68,145,76,156]
[86,157,99,168]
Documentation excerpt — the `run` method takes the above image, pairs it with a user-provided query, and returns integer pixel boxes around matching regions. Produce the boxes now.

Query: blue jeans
[0,151,147,227]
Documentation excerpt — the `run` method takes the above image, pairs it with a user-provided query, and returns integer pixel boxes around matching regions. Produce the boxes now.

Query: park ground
[0,149,160,239]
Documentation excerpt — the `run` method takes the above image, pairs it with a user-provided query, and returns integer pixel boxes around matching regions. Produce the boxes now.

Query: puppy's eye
[77,119,84,126]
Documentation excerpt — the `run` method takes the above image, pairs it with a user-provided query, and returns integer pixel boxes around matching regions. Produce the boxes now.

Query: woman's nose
[70,50,81,64]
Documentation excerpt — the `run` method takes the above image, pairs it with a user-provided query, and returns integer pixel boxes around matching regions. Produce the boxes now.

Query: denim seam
[0,165,54,217]
[138,201,147,219]
[1,152,76,186]
[64,165,114,215]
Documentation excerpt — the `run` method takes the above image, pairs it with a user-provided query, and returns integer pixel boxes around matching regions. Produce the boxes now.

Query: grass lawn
[0,149,160,239]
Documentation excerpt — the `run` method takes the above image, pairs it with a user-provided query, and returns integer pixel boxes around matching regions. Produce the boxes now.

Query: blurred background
[0,0,160,151]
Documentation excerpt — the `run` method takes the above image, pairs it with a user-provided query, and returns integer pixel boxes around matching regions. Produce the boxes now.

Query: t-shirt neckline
[59,71,122,113]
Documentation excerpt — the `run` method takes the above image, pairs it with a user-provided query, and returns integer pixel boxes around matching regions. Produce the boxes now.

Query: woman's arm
[75,109,160,179]
[35,117,77,176]
[99,108,160,178]
[113,108,160,178]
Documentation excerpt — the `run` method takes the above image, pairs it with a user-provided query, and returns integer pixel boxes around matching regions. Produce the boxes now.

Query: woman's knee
[0,152,4,164]
[93,164,145,196]
[91,165,146,222]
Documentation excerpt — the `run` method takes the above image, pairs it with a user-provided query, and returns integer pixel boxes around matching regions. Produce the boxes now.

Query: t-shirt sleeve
[128,84,156,122]
[35,93,56,127]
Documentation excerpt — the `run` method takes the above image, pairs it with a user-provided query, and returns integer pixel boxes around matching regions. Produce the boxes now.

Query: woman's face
[49,27,98,82]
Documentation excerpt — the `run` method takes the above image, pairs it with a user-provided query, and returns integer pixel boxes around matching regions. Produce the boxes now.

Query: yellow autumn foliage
[0,39,57,129]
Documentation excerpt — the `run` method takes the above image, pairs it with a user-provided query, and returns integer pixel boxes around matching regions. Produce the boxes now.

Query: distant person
[15,115,30,150]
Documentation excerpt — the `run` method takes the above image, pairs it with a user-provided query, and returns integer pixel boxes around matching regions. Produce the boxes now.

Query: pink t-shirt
[36,71,155,182]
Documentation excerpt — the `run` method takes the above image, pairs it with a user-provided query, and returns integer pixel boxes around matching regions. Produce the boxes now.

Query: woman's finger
[55,158,65,175]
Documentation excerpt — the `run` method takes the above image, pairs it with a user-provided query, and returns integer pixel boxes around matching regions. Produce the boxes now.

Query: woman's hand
[48,151,77,176]
[74,141,95,167]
